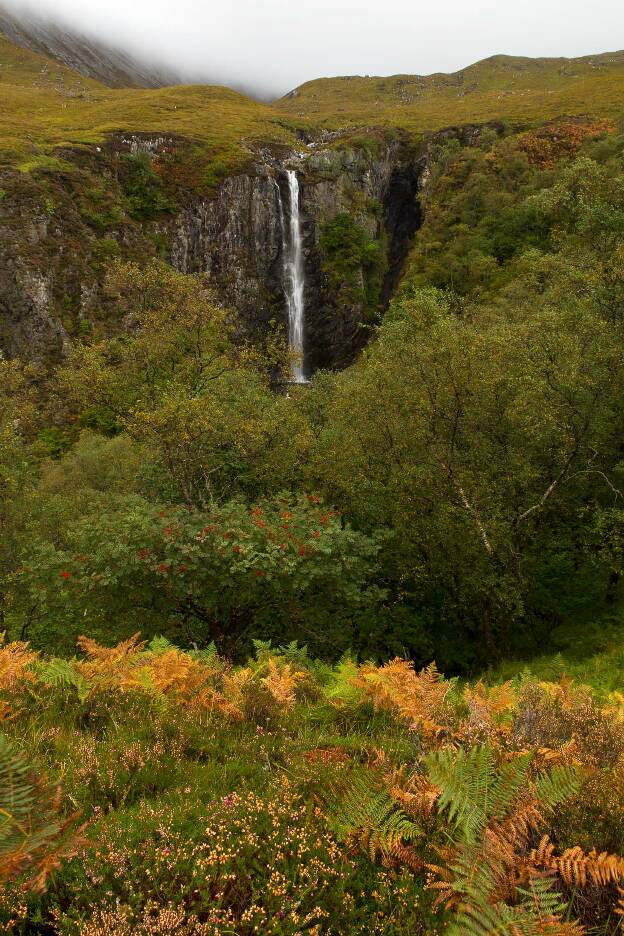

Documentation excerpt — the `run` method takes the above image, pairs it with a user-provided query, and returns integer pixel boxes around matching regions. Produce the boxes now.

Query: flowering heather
[1,638,624,932]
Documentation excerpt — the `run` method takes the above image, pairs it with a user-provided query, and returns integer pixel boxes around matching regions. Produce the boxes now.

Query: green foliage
[91,236,121,265]
[60,260,304,507]
[328,770,421,858]
[1,639,623,932]
[11,488,384,655]
[319,212,387,322]
[0,734,81,892]
[119,152,173,220]
[427,744,578,844]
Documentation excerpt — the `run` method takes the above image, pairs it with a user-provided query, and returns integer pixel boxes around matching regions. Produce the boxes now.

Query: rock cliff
[167,138,427,373]
[0,132,431,371]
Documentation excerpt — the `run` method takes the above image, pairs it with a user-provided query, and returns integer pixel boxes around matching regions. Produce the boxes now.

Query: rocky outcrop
[0,132,430,372]
[168,139,427,373]
[170,169,286,336]
[0,265,69,362]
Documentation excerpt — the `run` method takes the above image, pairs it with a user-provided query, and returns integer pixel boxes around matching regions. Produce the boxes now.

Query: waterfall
[277,170,306,383]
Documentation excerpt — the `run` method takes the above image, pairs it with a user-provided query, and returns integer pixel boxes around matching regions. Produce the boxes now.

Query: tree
[12,488,384,657]
[61,260,311,506]
[304,283,624,667]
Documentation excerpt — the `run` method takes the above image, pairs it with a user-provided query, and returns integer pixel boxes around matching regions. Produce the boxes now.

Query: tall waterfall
[277,170,306,383]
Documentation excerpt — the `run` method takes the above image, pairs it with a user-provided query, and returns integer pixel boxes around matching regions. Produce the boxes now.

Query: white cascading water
[277,170,306,383]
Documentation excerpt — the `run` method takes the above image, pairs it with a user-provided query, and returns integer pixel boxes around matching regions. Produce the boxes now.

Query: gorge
[0,132,428,373]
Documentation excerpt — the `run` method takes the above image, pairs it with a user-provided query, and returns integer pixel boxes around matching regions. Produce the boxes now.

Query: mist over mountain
[2,0,624,100]
[0,2,183,88]
[0,0,280,97]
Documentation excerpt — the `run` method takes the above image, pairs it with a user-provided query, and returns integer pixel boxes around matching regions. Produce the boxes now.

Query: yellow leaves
[353,660,449,736]
[530,835,624,889]
[73,636,244,720]
[261,659,305,706]
[464,679,517,716]
[0,635,38,691]
[77,633,147,663]
[221,667,254,711]
[221,659,305,716]
[386,770,440,821]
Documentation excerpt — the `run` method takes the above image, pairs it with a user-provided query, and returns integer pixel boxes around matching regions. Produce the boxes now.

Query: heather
[3,636,624,933]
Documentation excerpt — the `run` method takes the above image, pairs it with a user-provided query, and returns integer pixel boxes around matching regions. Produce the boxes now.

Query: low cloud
[3,0,624,99]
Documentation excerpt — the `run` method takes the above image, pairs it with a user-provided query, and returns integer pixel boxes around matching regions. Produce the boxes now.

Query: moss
[91,237,121,265]
[17,155,74,174]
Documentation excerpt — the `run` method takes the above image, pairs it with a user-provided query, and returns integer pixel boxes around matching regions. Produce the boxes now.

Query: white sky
[4,0,624,98]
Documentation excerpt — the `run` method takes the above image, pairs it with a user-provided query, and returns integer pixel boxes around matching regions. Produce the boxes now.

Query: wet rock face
[0,136,427,372]
[0,266,69,362]
[168,143,426,373]
[170,169,286,338]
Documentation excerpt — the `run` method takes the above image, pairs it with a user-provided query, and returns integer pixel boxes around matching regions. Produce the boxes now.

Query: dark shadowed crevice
[381,163,423,307]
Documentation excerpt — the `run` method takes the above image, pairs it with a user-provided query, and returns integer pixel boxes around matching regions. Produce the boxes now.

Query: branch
[564,469,624,505]
[441,462,494,556]
[516,444,580,525]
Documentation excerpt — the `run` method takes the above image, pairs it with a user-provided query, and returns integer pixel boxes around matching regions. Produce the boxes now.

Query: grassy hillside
[0,34,298,170]
[4,36,624,173]
[276,51,624,132]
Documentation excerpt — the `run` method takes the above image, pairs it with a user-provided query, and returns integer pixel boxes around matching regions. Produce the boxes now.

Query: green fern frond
[327,771,421,860]
[35,659,89,703]
[535,764,580,812]
[427,744,505,843]
[447,861,574,935]
[323,658,365,708]
[0,734,35,850]
[147,635,177,655]
[0,733,77,888]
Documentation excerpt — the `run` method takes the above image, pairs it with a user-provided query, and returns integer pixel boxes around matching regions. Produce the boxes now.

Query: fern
[35,659,89,703]
[426,744,584,933]
[147,635,177,655]
[530,835,624,889]
[427,744,529,843]
[534,766,581,812]
[449,873,582,934]
[327,771,423,864]
[0,636,38,690]
[0,734,84,891]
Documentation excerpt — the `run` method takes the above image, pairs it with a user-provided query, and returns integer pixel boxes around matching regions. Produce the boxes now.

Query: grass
[0,35,300,174]
[275,51,624,133]
[486,602,624,696]
[3,36,624,177]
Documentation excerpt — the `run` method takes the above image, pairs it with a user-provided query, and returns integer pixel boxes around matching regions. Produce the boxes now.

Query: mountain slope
[0,3,180,88]
[0,32,296,173]
[276,51,624,131]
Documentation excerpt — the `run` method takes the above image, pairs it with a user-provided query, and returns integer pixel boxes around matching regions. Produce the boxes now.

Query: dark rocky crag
[158,136,428,372]
[0,131,432,372]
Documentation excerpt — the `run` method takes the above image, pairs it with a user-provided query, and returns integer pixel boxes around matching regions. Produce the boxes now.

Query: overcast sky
[4,0,624,99]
